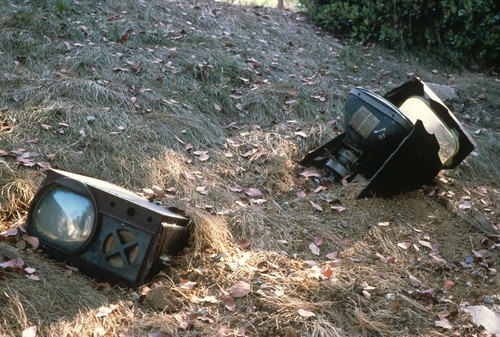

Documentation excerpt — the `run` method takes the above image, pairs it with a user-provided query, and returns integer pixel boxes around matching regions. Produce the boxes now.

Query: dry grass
[0,0,499,336]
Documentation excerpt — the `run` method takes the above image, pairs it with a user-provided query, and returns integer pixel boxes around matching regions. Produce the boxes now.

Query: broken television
[26,169,190,287]
[300,77,476,198]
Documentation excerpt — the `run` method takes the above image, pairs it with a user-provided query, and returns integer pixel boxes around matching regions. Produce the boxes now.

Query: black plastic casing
[26,169,190,287]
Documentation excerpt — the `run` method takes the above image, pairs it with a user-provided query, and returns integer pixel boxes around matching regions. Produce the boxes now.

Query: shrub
[299,0,499,70]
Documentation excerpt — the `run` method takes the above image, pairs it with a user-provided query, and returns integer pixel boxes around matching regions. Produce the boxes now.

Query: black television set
[300,77,476,197]
[26,169,190,287]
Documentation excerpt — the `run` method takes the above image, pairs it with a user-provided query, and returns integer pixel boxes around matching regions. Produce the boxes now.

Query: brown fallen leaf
[178,279,197,290]
[193,150,209,161]
[297,308,315,318]
[325,251,338,259]
[95,304,118,318]
[309,242,320,255]
[314,236,324,246]
[322,267,333,278]
[429,252,448,265]
[296,190,307,198]
[443,279,455,290]
[223,295,236,311]
[236,239,251,250]
[408,274,421,287]
[241,187,262,197]
[229,281,251,298]
[1,228,18,237]
[331,204,346,212]
[458,200,472,209]
[195,186,208,195]
[434,317,452,330]
[300,170,321,178]
[309,200,323,212]
[418,240,434,250]
[0,257,25,269]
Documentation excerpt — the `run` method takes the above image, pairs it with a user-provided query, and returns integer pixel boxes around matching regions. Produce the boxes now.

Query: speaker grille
[103,229,139,268]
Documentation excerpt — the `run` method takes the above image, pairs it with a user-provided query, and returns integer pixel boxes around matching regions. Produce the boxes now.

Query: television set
[300,77,476,197]
[26,169,190,287]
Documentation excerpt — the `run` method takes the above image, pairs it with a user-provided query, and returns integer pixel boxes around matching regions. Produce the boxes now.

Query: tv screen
[30,185,96,253]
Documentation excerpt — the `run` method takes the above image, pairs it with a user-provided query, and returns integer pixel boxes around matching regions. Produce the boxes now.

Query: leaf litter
[0,0,499,336]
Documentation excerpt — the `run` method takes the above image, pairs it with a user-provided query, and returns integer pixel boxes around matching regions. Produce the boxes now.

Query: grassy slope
[1,0,499,336]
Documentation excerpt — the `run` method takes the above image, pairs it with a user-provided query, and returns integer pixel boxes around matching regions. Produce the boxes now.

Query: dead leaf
[229,281,251,297]
[397,241,412,250]
[443,280,455,290]
[362,290,371,300]
[314,236,324,246]
[241,187,262,197]
[429,252,448,265]
[296,190,307,198]
[193,150,209,161]
[1,228,18,237]
[236,239,251,250]
[24,236,39,250]
[36,162,51,169]
[476,186,487,194]
[325,251,338,259]
[331,204,346,212]
[309,200,323,212]
[178,279,197,290]
[309,242,320,255]
[476,93,487,100]
[322,267,333,278]
[26,274,40,281]
[313,185,326,193]
[340,238,353,247]
[95,304,118,318]
[458,200,472,209]
[0,257,25,269]
[418,240,434,250]
[223,295,236,311]
[175,314,193,330]
[377,221,390,227]
[195,186,208,195]
[408,274,421,287]
[24,267,36,274]
[297,308,315,318]
[142,188,155,199]
[434,317,452,330]
[300,170,321,178]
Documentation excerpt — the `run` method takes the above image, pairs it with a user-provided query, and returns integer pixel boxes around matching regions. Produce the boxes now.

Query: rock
[425,82,458,102]
[144,285,180,312]
[463,305,500,335]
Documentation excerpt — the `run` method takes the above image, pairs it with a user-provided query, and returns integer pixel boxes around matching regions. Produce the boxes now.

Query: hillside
[0,0,499,336]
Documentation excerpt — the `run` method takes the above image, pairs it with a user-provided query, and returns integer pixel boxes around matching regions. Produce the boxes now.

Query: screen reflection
[33,186,95,252]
